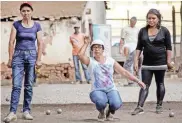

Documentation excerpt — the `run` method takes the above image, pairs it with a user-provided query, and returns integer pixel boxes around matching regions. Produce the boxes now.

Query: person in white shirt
[78,37,145,121]
[120,17,142,86]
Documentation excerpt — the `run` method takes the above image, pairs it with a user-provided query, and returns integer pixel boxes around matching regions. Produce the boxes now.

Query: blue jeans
[90,90,122,113]
[10,50,36,113]
[73,55,90,81]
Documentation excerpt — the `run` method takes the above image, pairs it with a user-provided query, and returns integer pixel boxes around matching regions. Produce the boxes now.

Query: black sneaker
[87,81,90,84]
[156,105,163,114]
[131,107,144,115]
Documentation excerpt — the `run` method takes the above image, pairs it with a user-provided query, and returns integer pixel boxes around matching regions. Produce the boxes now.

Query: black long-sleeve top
[136,26,172,66]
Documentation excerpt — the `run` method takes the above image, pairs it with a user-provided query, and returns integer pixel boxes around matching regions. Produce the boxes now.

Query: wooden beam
[180,1,182,61]
[172,6,176,63]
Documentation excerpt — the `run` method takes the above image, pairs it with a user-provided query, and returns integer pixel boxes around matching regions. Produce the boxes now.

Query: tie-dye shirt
[88,57,117,92]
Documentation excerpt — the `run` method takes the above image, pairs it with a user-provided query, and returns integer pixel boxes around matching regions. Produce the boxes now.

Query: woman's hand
[36,60,42,69]
[137,81,146,89]
[7,59,12,68]
[84,36,90,44]
[167,62,174,71]
[134,59,139,73]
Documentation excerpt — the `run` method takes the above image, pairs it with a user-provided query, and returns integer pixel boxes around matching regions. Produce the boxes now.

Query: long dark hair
[146,9,162,29]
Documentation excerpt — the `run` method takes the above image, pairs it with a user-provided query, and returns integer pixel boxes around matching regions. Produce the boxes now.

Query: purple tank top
[13,20,42,50]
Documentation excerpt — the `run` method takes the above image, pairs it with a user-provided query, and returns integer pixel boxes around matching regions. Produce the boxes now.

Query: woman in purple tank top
[4,2,43,122]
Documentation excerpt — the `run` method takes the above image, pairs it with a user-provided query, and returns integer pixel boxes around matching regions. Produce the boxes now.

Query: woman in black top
[131,9,173,115]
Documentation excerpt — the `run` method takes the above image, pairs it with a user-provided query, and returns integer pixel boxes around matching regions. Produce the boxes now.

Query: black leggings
[138,70,166,107]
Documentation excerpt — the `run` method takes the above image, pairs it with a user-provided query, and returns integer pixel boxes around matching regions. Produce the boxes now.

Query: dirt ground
[1,102,182,123]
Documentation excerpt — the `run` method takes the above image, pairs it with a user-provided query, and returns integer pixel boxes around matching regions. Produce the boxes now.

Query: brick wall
[0,63,75,82]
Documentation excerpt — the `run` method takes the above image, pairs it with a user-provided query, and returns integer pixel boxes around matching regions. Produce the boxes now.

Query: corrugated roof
[1,1,86,19]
